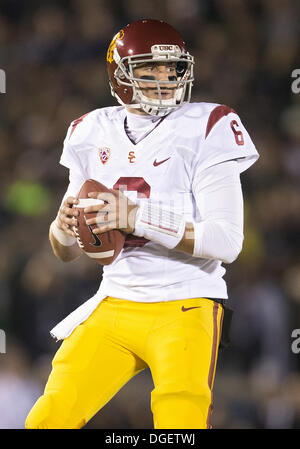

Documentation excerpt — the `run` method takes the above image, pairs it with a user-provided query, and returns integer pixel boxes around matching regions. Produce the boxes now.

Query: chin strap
[112,84,180,117]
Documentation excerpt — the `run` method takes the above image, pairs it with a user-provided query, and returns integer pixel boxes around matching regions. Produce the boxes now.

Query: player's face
[133,62,177,101]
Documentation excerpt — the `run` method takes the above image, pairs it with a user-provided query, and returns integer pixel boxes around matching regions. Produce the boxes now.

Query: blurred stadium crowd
[0,0,300,429]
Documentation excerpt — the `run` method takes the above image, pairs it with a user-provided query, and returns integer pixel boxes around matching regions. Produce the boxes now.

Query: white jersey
[50,102,259,340]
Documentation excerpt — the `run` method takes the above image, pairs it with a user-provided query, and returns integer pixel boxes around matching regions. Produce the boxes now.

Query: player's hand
[57,196,79,238]
[84,189,138,235]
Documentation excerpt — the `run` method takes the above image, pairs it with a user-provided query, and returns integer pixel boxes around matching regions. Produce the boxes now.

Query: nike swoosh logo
[153,157,170,167]
[88,225,102,247]
[181,306,201,312]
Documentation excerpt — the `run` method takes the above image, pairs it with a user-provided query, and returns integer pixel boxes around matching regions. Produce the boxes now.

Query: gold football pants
[25,296,223,429]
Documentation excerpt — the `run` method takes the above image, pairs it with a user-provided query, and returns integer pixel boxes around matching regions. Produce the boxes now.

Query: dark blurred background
[0,0,300,429]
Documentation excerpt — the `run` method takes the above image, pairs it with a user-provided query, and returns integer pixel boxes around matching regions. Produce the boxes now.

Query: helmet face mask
[107,20,194,116]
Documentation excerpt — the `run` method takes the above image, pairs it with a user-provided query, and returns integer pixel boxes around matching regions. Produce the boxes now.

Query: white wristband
[133,200,185,249]
[192,222,204,257]
[50,219,76,246]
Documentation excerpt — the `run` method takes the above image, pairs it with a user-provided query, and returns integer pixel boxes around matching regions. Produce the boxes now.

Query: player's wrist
[50,218,77,246]
[133,200,186,249]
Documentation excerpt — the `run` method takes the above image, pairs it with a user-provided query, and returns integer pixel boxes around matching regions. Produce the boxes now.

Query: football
[73,179,125,265]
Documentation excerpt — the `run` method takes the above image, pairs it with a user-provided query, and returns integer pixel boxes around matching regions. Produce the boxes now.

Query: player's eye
[167,65,176,72]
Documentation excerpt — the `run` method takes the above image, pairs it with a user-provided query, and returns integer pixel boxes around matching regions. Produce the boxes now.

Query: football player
[25,19,259,429]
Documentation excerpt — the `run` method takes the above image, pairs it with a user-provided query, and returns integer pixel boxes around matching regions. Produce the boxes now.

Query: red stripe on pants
[206,302,222,429]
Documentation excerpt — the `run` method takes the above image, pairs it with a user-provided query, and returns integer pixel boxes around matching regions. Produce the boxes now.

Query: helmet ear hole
[176,61,187,76]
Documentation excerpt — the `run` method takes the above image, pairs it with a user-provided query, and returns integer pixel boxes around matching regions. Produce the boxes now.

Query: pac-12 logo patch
[99,147,111,164]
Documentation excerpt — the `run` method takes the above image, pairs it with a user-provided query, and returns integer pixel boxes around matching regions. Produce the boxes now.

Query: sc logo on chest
[128,151,136,163]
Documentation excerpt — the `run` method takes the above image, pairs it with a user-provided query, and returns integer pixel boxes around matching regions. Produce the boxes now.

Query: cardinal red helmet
[106,19,194,116]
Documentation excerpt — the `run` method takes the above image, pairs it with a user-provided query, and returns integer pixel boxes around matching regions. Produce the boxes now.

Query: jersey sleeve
[58,122,87,204]
[198,106,259,173]
[59,169,86,206]
[59,122,83,173]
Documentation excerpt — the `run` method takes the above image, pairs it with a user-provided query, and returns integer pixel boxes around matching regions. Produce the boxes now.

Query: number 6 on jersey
[230,120,244,146]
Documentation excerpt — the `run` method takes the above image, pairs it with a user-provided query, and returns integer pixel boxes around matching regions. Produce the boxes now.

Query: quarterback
[25,19,259,429]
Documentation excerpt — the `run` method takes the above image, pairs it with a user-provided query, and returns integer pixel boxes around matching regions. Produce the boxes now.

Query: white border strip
[75,198,105,208]
[85,250,115,259]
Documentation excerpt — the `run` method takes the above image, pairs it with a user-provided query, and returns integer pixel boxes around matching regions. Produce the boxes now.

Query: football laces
[73,226,84,249]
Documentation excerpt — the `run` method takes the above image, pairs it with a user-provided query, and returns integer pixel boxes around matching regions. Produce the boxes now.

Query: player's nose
[155,66,171,81]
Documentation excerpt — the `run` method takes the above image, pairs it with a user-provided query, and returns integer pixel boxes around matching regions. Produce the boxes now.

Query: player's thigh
[26,310,146,428]
[147,299,223,428]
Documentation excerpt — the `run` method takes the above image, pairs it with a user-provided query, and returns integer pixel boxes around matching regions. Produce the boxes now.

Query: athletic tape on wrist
[192,222,204,257]
[50,219,76,246]
[133,200,185,249]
